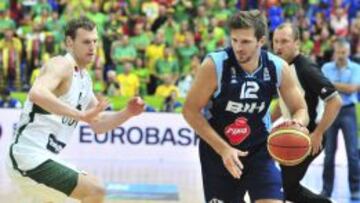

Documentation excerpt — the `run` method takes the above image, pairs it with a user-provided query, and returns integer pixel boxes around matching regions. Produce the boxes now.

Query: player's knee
[74,178,106,199]
[88,183,106,197]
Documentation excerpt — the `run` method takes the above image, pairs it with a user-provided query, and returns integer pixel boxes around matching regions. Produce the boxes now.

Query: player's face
[230,28,263,64]
[273,27,298,63]
[69,28,98,66]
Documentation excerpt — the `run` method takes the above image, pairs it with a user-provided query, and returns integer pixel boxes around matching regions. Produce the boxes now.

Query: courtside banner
[0,109,199,162]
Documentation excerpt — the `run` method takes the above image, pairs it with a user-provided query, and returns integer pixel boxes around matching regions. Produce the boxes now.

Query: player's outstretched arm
[278,63,309,127]
[182,57,247,179]
[87,96,145,134]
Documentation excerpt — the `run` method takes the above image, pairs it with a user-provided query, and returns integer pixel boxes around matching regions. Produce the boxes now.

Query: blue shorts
[199,141,283,202]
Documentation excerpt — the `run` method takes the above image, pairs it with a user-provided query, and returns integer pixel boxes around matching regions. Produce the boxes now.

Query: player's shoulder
[266,51,287,70]
[267,51,285,62]
[206,48,229,61]
[44,55,72,71]
[47,55,71,66]
[42,55,73,77]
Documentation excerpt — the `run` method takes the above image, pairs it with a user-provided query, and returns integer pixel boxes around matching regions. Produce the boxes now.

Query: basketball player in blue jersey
[183,10,309,203]
[6,17,144,203]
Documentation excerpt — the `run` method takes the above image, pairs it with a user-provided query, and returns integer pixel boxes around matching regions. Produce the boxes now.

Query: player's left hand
[272,119,309,135]
[310,131,323,156]
[126,96,145,116]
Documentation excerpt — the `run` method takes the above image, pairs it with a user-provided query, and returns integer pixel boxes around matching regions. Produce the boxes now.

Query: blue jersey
[205,47,284,151]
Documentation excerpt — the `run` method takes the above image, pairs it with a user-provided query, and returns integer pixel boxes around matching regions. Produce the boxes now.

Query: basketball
[267,121,311,166]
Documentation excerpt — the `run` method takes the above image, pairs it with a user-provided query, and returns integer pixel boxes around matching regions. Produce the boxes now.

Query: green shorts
[7,155,80,202]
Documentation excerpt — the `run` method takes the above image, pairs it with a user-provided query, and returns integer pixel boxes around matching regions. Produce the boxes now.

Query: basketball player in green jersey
[6,17,144,203]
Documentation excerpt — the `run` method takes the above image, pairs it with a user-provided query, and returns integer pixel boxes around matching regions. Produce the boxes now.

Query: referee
[271,23,342,203]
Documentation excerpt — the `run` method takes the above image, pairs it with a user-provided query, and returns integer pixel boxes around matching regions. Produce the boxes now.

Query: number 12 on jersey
[240,81,259,99]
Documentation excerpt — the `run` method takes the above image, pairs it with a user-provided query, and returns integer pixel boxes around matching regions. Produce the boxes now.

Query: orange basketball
[267,121,311,166]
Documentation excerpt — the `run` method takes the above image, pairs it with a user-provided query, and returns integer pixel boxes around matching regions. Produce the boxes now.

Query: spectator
[0,9,16,36]
[0,88,22,108]
[330,7,349,36]
[176,31,199,75]
[155,45,180,84]
[117,62,140,97]
[111,34,137,73]
[132,58,150,97]
[25,23,44,84]
[300,30,314,57]
[0,27,22,90]
[321,38,360,200]
[93,68,106,94]
[155,74,179,98]
[162,90,182,112]
[178,55,199,97]
[145,31,165,94]
[104,70,120,97]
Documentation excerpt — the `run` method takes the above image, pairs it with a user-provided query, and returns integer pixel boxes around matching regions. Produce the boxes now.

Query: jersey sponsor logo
[225,100,265,114]
[224,117,251,145]
[46,134,66,153]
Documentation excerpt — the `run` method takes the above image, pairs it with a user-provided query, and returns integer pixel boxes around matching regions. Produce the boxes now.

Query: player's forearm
[29,86,80,119]
[271,102,281,122]
[291,108,309,127]
[182,108,230,155]
[89,110,133,134]
[313,94,342,135]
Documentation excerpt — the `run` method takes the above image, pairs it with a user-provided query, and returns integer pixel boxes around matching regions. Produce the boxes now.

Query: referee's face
[273,27,298,63]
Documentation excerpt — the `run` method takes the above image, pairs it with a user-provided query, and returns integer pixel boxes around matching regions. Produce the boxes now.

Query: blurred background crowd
[0,0,360,111]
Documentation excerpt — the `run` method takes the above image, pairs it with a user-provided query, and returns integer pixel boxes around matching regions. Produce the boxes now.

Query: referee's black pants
[280,138,331,203]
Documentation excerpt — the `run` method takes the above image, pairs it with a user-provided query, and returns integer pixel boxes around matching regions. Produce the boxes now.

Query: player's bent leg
[6,158,81,203]
[70,173,106,203]
[247,159,283,203]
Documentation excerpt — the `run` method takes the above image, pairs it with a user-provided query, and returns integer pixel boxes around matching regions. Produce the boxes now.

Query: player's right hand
[78,97,109,123]
[220,146,248,179]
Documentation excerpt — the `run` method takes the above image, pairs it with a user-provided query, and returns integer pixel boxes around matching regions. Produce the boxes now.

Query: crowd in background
[0,0,360,111]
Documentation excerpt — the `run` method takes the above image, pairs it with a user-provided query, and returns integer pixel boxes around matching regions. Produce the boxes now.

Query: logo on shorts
[46,134,66,154]
[224,117,251,145]
[209,198,224,203]
[321,87,327,94]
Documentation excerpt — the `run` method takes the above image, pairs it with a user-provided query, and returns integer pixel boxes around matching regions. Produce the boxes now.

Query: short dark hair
[228,10,267,40]
[65,16,96,39]
[275,23,300,41]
